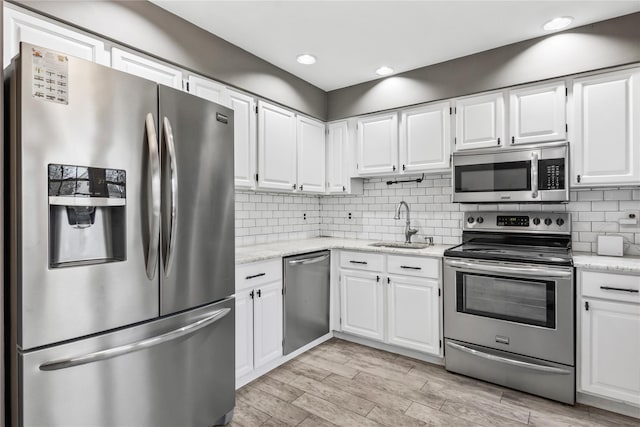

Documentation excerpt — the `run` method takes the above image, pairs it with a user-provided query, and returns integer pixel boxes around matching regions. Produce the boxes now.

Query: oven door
[443,257,574,365]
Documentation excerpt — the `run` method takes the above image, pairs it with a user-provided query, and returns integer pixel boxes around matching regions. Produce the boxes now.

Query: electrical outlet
[303,213,307,220]
[348,212,352,220]
[619,210,639,226]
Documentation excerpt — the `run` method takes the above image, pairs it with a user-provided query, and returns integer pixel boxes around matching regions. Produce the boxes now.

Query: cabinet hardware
[600,286,638,293]
[255,173,259,182]
[565,87,568,97]
[342,186,346,192]
[454,137,457,145]
[250,290,255,299]
[387,277,390,284]
[400,265,421,270]
[576,174,581,183]
[402,164,406,171]
[449,107,452,115]
[439,340,442,348]
[257,289,262,298]
[185,81,190,91]
[585,301,589,311]
[349,260,367,265]
[511,136,515,144]
[454,107,457,114]
[565,123,568,132]
[246,273,266,280]
[497,137,501,145]
[255,106,258,114]
[392,165,396,171]
[292,183,297,189]
[300,184,304,191]
[376,275,380,282]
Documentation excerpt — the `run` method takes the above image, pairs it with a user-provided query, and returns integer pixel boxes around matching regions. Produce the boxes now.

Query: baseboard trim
[577,392,640,419]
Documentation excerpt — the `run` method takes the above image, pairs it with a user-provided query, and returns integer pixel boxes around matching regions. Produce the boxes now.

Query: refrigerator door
[158,86,235,315]
[18,298,235,427]
[9,43,160,350]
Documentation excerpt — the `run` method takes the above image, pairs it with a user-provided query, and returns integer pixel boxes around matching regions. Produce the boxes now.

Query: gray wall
[14,0,327,120]
[328,12,640,120]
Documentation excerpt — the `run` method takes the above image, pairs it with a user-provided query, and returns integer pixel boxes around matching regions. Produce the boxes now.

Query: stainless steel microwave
[452,142,569,203]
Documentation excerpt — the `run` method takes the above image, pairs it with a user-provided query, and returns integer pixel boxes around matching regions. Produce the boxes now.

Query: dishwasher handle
[288,254,329,266]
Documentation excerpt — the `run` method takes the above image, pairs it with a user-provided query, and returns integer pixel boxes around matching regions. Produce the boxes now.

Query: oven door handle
[444,259,572,279]
[446,341,572,375]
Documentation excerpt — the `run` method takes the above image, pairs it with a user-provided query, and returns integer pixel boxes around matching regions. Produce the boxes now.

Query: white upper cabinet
[356,112,398,175]
[111,47,182,89]
[455,91,505,151]
[326,121,350,193]
[399,102,451,172]
[296,116,326,193]
[187,74,228,107]
[572,68,640,187]
[4,6,109,68]
[257,100,297,191]
[509,81,566,145]
[228,89,257,189]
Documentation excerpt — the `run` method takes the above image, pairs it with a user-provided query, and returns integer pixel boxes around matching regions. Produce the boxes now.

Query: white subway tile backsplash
[235,175,640,255]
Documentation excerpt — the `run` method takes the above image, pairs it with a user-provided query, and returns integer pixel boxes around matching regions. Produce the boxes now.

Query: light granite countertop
[235,237,451,264]
[573,253,640,274]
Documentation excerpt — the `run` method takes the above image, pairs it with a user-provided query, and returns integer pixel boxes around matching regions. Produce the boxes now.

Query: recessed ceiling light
[375,66,394,76]
[543,16,574,31]
[296,54,316,65]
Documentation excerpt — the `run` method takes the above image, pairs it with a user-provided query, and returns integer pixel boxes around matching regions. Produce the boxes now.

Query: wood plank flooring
[227,338,640,427]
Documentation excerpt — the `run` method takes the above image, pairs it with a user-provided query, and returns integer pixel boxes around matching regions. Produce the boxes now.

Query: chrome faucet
[394,201,418,243]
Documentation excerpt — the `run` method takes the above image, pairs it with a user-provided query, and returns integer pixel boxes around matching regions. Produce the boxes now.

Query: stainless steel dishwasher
[283,250,330,355]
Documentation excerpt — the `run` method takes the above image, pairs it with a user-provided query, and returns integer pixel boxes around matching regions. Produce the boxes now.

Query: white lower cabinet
[339,252,442,357]
[235,259,283,381]
[340,270,384,340]
[578,269,640,407]
[387,275,440,354]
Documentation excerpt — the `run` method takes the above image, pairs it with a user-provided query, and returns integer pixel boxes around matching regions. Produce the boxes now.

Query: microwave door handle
[446,341,572,375]
[39,308,231,371]
[145,113,161,280]
[445,259,572,279]
[531,152,539,199]
[162,117,178,276]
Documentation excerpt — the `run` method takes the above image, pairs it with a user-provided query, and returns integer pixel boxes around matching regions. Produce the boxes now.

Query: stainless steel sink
[369,242,431,249]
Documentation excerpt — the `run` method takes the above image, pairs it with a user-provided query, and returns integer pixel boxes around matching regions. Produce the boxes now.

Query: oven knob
[476,216,484,224]
[533,218,541,226]
[467,216,475,224]
[556,218,565,226]
[544,218,553,226]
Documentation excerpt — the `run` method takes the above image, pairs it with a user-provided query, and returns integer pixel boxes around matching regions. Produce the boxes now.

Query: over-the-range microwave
[452,141,569,203]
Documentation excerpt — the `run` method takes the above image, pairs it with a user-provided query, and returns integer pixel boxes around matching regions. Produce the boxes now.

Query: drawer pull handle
[246,273,266,280]
[349,260,368,265]
[600,286,639,293]
[400,265,422,270]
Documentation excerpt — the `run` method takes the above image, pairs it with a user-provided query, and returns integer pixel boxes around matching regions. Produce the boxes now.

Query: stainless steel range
[443,211,575,404]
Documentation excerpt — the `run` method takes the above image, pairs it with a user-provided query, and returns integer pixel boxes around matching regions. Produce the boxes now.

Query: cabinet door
[187,74,228,107]
[356,112,398,175]
[326,121,350,193]
[340,270,384,341]
[455,92,505,150]
[580,299,640,405]
[572,68,640,186]
[297,116,326,193]
[399,102,451,173]
[235,289,254,379]
[228,89,257,189]
[509,81,566,145]
[111,47,182,89]
[387,275,440,354]
[253,280,283,368]
[257,101,297,191]
[4,6,109,67]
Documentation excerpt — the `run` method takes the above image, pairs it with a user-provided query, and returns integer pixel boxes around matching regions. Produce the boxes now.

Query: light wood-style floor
[228,338,639,427]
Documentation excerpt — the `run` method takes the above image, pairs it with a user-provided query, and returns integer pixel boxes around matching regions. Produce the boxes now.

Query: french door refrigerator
[5,43,236,426]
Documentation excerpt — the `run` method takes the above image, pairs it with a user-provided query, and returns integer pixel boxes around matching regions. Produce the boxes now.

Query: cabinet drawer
[581,270,640,304]
[340,251,384,272]
[387,255,440,279]
[236,258,282,291]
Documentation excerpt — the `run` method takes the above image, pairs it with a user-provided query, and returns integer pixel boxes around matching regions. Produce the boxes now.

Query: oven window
[456,272,555,328]
[455,161,531,193]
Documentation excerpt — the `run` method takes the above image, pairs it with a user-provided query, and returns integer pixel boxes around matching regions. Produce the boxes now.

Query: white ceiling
[151,1,640,91]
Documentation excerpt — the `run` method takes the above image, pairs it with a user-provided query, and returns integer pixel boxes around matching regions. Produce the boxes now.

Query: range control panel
[464,211,571,234]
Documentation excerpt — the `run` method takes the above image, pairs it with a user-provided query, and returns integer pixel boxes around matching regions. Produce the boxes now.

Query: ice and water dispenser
[48,164,126,268]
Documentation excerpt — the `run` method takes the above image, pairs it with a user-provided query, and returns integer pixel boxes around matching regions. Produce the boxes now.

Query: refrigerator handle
[145,113,161,280]
[39,307,231,371]
[162,117,179,276]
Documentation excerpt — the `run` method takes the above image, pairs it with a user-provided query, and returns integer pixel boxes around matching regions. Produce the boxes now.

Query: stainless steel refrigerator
[5,43,236,426]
